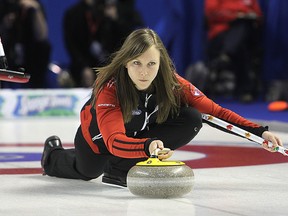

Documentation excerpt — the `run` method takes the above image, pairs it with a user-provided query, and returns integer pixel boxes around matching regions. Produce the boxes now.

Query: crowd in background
[204,0,263,103]
[0,0,50,89]
[62,0,143,87]
[0,0,287,103]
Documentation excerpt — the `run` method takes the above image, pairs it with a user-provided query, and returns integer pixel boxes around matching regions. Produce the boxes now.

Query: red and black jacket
[80,74,267,159]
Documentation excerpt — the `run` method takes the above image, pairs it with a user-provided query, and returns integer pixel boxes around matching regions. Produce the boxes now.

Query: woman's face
[126,45,160,91]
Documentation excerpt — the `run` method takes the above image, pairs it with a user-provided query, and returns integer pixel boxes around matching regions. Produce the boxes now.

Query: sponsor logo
[14,95,77,116]
[132,109,142,115]
[190,84,203,96]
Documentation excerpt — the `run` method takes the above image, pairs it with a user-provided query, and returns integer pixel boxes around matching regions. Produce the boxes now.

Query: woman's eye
[133,61,140,65]
[148,62,156,66]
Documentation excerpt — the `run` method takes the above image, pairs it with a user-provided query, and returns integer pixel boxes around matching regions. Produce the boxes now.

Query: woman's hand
[261,131,283,152]
[149,140,173,160]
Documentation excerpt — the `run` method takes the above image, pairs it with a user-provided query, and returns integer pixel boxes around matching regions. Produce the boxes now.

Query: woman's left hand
[261,131,283,152]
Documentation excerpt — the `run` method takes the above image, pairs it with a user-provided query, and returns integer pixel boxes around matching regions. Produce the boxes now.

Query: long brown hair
[92,28,182,123]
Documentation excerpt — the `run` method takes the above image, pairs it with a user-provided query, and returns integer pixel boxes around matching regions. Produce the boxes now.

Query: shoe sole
[101,181,127,189]
[102,176,127,188]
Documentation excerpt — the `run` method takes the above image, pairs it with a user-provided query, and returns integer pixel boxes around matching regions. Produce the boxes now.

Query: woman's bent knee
[180,107,203,132]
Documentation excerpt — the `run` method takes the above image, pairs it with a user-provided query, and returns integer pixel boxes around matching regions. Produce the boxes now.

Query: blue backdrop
[40,0,288,80]
[259,0,288,80]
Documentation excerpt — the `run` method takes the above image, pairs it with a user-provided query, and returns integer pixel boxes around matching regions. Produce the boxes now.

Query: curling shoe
[102,173,127,188]
[41,135,63,175]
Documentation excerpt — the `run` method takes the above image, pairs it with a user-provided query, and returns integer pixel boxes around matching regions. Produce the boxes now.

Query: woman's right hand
[149,140,173,160]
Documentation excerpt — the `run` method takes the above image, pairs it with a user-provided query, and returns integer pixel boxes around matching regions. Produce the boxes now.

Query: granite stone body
[127,164,194,198]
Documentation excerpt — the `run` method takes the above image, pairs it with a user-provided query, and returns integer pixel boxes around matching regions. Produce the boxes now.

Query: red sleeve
[176,74,261,128]
[95,82,149,158]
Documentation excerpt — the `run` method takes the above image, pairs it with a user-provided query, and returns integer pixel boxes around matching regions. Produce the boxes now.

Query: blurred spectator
[260,0,288,103]
[0,0,51,88]
[63,0,143,87]
[205,0,263,102]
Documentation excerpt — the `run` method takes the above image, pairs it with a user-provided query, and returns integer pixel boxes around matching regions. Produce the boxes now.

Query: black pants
[44,107,202,180]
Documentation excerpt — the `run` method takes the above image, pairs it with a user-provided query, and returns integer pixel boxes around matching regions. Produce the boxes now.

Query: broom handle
[201,113,288,156]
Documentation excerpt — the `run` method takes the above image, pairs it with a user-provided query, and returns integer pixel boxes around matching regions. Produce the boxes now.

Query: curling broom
[202,113,288,156]
[0,69,30,83]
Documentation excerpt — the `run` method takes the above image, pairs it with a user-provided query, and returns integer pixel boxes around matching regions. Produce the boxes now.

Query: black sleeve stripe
[112,145,144,152]
[114,139,145,145]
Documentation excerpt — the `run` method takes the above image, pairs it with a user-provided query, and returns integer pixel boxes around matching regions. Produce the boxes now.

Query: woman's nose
[140,69,148,77]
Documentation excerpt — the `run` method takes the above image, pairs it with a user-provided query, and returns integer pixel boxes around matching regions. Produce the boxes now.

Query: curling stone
[127,148,194,198]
